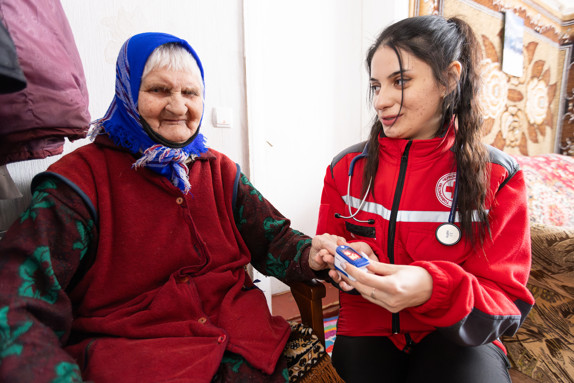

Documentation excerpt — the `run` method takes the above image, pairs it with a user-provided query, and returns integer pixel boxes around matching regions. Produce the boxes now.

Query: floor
[271,281,340,321]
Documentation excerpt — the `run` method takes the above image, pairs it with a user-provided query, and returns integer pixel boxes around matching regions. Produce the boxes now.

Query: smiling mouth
[162,119,186,125]
[380,115,400,125]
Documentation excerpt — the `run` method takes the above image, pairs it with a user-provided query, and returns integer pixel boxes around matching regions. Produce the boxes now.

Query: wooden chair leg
[289,280,327,346]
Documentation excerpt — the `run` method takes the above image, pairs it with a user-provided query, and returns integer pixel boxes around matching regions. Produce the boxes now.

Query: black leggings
[331,332,511,383]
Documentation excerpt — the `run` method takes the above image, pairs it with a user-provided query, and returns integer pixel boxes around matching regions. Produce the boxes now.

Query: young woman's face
[138,68,203,143]
[370,46,446,140]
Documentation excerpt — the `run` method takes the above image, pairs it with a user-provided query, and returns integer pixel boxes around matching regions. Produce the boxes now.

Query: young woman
[310,15,535,383]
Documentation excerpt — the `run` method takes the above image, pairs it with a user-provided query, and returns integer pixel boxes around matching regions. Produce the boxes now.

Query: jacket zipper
[388,141,412,334]
[403,333,415,353]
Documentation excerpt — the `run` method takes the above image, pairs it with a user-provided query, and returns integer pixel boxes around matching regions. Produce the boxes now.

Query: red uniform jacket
[317,128,535,352]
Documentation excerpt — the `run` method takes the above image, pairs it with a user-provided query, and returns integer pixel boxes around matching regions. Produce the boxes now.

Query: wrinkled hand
[308,234,347,271]
[338,261,433,313]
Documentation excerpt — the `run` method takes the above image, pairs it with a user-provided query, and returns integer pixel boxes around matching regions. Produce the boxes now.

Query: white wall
[244,0,407,299]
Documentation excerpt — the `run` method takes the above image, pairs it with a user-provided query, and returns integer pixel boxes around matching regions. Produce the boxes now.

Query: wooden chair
[288,280,327,346]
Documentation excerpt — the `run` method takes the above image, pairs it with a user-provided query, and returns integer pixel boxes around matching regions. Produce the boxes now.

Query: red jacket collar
[378,123,456,164]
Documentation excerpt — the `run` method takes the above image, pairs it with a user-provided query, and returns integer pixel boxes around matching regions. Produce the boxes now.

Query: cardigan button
[198,317,207,324]
[175,275,190,284]
[217,335,226,344]
[176,197,184,205]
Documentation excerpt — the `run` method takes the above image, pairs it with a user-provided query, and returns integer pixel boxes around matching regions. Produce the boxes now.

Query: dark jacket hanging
[0,0,90,166]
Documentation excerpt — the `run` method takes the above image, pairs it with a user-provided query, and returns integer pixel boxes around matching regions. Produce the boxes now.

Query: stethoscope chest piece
[435,223,461,246]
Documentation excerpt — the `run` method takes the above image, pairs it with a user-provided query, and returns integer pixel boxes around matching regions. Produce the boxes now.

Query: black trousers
[331,332,511,383]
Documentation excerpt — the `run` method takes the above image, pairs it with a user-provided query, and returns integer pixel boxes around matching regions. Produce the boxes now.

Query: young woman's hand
[338,261,433,312]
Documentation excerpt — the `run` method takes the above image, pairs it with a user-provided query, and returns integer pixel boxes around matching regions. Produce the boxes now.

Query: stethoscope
[435,169,461,246]
[334,148,375,225]
[334,148,462,246]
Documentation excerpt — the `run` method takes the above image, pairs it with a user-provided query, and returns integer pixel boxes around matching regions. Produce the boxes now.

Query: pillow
[512,154,574,228]
[502,224,574,382]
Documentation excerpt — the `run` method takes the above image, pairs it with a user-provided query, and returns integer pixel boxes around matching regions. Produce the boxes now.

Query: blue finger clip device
[334,245,370,281]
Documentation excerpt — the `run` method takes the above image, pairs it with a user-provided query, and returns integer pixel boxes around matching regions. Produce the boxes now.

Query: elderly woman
[0,32,341,383]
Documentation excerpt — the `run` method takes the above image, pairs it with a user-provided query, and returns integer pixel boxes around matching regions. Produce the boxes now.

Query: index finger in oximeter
[334,245,370,281]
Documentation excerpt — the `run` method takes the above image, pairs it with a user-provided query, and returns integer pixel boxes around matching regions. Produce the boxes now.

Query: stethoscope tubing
[335,154,461,245]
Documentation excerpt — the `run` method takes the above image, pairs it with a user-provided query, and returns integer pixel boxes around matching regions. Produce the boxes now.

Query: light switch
[212,107,232,128]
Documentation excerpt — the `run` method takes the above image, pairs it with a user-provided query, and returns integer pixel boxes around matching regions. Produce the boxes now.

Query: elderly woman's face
[138,68,203,143]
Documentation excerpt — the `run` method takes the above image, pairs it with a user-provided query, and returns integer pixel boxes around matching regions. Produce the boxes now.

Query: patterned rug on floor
[323,316,338,356]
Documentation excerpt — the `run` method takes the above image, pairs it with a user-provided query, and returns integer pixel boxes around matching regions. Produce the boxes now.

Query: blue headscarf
[91,32,208,194]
